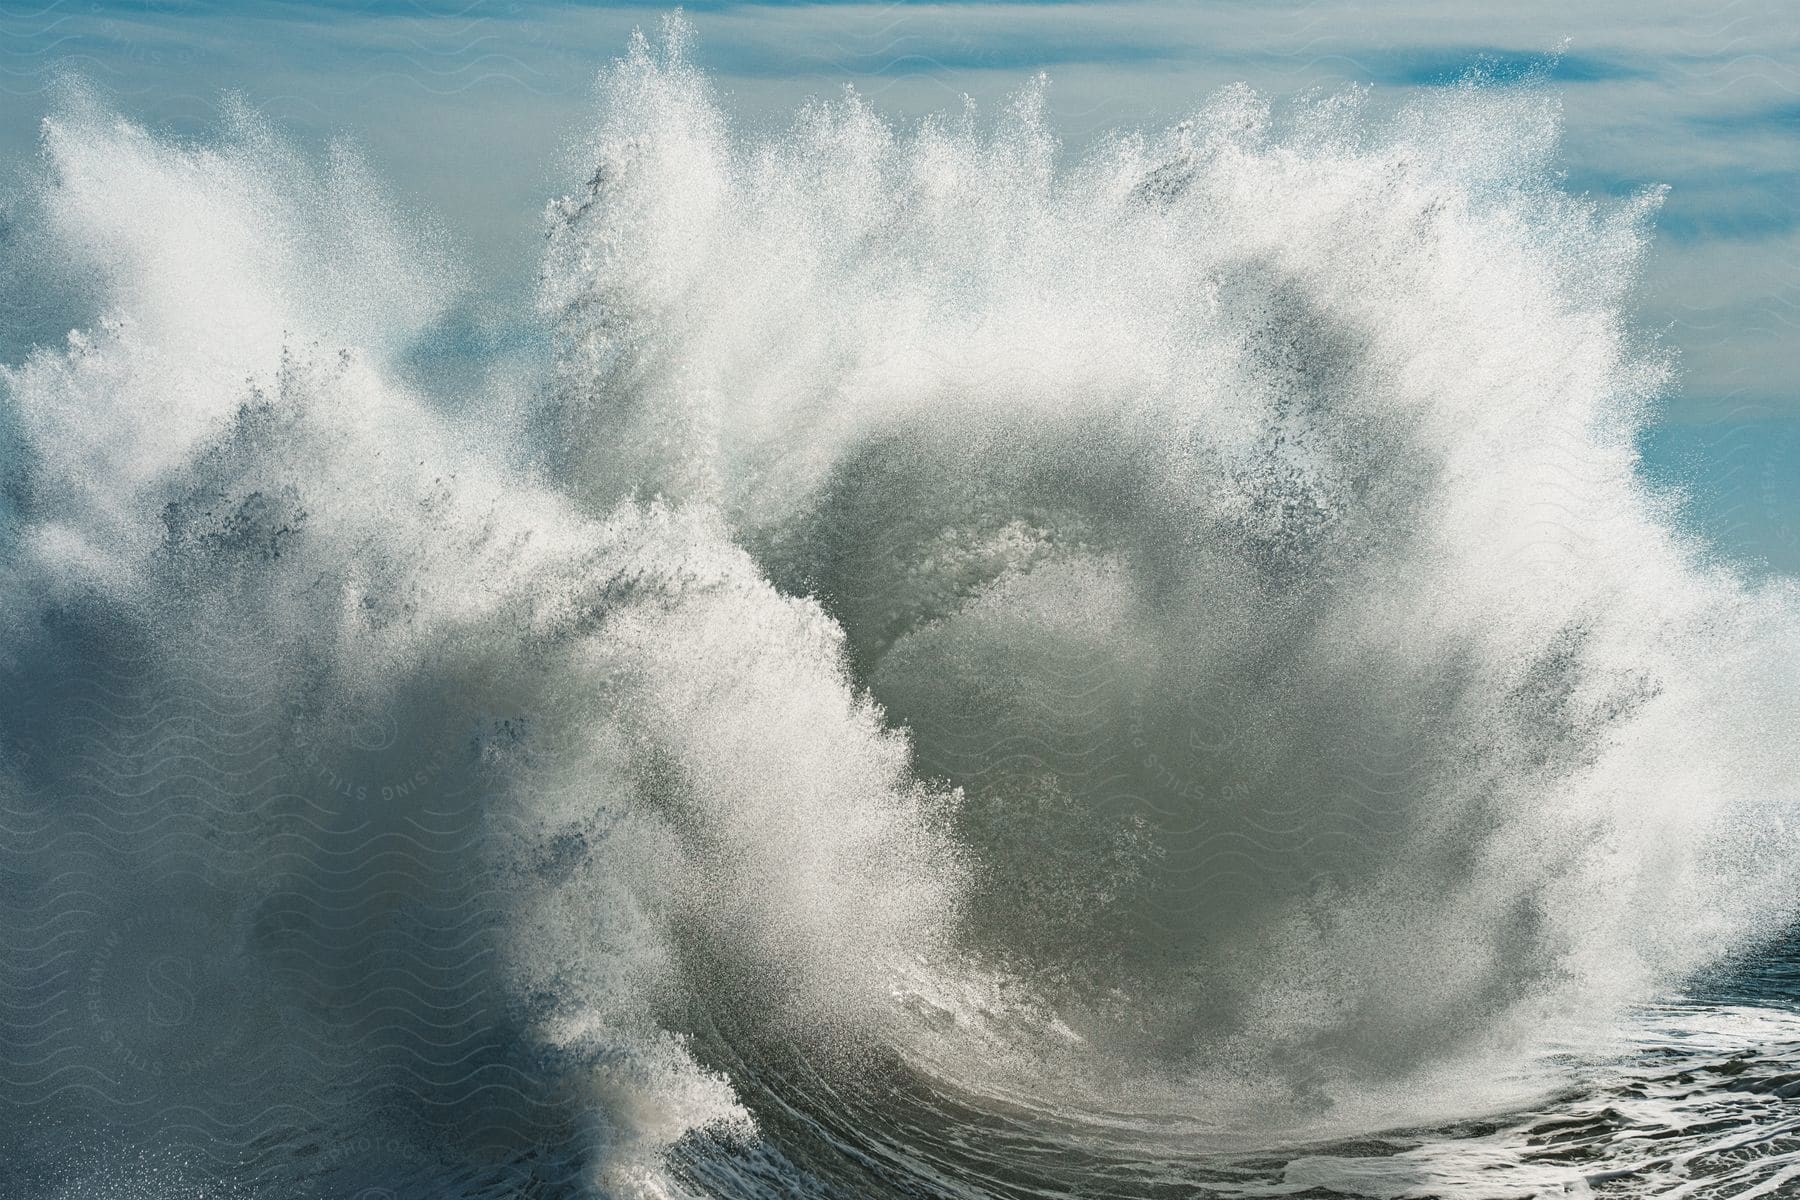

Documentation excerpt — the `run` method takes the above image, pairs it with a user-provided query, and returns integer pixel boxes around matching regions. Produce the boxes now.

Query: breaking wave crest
[4,18,1800,1197]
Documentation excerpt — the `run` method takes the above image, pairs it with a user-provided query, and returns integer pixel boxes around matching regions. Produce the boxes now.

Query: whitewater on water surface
[4,16,1800,1199]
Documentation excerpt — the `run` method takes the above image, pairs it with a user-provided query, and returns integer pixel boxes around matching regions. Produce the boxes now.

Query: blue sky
[2,0,1798,568]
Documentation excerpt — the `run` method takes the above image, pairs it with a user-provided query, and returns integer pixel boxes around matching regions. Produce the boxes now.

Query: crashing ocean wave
[3,16,1799,1198]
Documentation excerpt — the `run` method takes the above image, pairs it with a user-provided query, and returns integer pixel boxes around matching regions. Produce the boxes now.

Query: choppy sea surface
[5,17,1800,1199]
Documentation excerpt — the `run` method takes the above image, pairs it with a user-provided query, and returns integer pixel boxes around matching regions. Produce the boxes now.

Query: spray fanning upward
[536,14,1800,1134]
[2,16,1799,1199]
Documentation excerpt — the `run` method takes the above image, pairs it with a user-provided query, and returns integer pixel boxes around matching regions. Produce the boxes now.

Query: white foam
[5,16,1800,1187]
